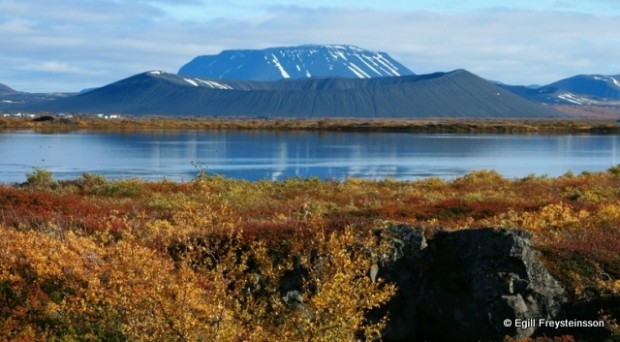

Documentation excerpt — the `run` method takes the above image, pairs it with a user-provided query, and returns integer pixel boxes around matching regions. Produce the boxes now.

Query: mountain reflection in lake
[1,130,619,183]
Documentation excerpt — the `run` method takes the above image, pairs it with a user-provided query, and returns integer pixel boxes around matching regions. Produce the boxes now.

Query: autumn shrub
[75,172,107,193]
[0,186,134,233]
[454,169,508,191]
[92,179,143,197]
[22,167,57,191]
[263,226,396,341]
[144,179,192,194]
[608,164,620,176]
[146,192,191,220]
[0,221,395,341]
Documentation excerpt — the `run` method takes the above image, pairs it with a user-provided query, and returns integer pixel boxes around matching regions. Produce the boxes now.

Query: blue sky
[1,0,620,92]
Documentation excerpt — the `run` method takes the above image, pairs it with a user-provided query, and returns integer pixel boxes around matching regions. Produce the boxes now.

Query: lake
[1,130,619,183]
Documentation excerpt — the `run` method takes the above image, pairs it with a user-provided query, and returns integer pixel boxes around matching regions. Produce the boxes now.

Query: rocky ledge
[370,226,567,341]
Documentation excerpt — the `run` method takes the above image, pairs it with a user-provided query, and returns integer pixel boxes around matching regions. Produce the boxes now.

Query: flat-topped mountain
[178,44,414,81]
[8,69,563,118]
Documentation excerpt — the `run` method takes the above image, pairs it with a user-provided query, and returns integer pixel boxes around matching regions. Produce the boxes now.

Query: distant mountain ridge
[178,44,414,81]
[500,74,620,106]
[547,74,620,99]
[0,83,16,95]
[4,69,562,118]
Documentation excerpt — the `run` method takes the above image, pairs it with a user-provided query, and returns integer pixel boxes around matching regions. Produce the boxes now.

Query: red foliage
[144,181,192,194]
[239,219,312,243]
[0,186,129,232]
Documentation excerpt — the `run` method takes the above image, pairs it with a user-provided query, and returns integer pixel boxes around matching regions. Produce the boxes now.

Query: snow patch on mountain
[558,92,590,105]
[178,44,414,81]
[270,53,291,79]
[195,79,233,90]
[375,55,400,76]
[184,78,199,87]
[348,63,371,78]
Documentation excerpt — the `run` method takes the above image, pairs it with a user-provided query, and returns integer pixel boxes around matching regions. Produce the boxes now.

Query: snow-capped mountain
[178,44,414,81]
[500,74,620,106]
[497,84,594,105]
[547,74,620,99]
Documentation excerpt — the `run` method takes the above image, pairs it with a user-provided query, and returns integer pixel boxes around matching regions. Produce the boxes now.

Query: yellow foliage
[598,279,620,296]
[521,203,589,232]
[268,227,396,341]
[481,203,591,242]
[0,222,395,341]
[593,201,620,229]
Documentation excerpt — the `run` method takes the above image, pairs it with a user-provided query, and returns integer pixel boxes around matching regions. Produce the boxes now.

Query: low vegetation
[1,168,619,340]
[2,115,620,134]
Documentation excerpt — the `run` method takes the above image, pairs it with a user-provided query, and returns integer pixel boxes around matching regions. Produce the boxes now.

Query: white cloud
[28,61,83,74]
[1,2,620,92]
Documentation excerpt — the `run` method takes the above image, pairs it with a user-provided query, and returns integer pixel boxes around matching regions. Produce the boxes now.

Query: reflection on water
[0,130,619,183]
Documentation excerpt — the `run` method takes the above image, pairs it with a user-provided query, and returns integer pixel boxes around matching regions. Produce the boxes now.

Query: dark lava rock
[367,224,428,339]
[32,115,55,122]
[374,226,566,341]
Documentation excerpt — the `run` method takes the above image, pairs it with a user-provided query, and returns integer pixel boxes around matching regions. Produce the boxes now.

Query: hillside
[12,69,563,118]
[548,74,620,99]
[500,74,620,107]
[178,44,414,81]
[0,82,16,95]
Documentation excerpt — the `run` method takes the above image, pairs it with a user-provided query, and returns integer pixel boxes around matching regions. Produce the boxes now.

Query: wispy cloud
[1,1,619,91]
[26,61,84,74]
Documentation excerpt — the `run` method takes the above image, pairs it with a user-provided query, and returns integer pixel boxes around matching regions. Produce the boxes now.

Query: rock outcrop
[374,226,566,341]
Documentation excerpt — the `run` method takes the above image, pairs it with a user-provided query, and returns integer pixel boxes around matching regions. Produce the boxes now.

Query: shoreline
[2,116,620,134]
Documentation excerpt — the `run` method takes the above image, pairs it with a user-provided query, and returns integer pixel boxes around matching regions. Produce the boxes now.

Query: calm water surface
[1,130,619,183]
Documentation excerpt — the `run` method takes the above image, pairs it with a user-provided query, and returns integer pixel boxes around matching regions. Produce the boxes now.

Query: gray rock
[369,225,427,339]
[374,226,566,341]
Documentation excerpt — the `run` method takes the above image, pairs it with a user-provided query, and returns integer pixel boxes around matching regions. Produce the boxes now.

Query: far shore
[2,113,620,134]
